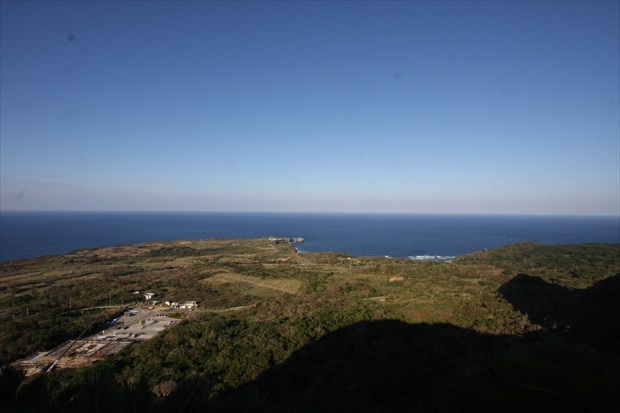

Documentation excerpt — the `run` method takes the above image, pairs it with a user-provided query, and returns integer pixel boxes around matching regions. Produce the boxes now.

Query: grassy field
[204,273,304,296]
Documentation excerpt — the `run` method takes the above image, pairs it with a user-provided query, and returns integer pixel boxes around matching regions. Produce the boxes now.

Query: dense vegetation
[1,239,619,412]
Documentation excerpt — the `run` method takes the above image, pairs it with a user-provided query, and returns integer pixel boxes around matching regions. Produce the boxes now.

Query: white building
[180,301,198,309]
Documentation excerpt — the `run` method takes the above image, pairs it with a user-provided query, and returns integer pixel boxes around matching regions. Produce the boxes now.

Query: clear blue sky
[1,1,618,215]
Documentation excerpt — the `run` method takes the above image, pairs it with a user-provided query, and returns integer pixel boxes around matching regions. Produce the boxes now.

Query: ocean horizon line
[2,210,619,218]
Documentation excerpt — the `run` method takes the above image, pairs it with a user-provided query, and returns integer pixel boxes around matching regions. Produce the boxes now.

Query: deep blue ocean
[0,211,618,263]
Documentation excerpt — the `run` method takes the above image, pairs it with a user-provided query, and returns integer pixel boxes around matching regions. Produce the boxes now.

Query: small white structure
[180,301,198,309]
[144,292,155,301]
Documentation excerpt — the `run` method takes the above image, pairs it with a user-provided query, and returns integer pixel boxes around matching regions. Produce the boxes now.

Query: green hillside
[1,239,618,412]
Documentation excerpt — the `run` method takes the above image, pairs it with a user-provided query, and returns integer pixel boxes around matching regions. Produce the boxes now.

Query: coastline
[2,212,618,263]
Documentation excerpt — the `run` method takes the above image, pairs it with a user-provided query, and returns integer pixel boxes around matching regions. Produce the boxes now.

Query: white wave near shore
[408,255,455,262]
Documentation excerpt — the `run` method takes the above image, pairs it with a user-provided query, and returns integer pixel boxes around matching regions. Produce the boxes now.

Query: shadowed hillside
[498,273,620,350]
[251,320,499,412]
[225,273,620,412]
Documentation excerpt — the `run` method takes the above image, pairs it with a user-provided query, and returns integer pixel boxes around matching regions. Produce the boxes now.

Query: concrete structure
[269,237,305,244]
[12,307,177,377]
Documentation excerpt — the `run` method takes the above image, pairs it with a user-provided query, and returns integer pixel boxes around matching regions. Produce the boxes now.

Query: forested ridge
[1,240,619,412]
